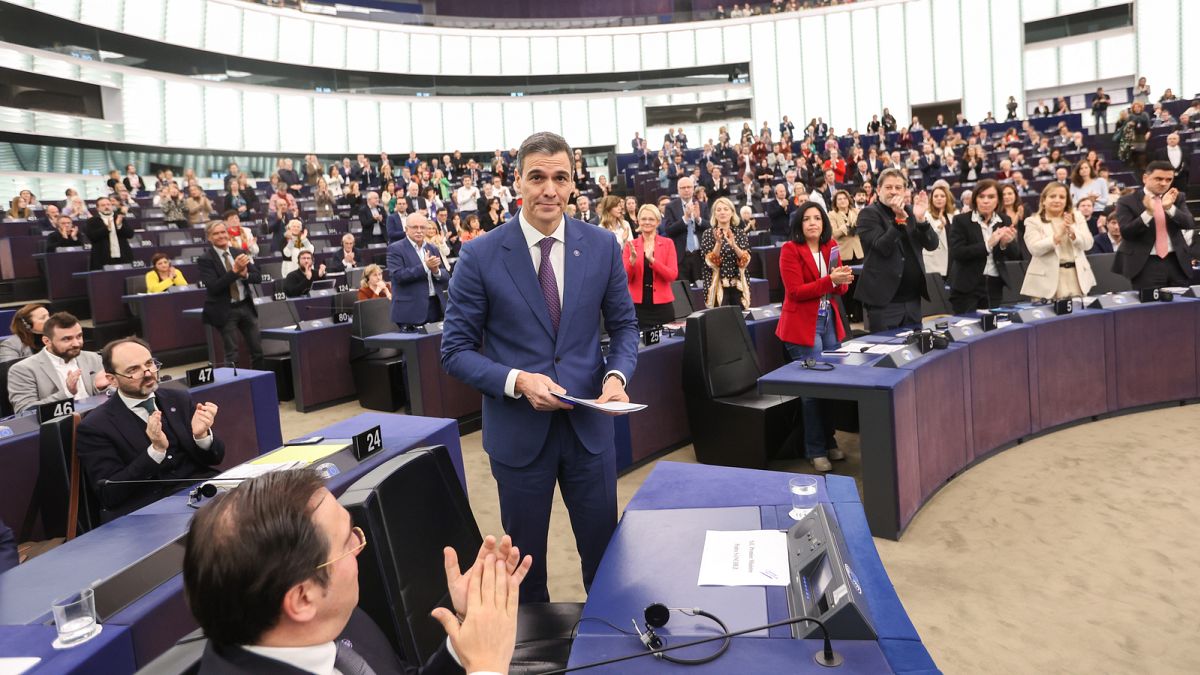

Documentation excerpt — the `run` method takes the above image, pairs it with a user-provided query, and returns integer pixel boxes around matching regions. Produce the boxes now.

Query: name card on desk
[352,425,383,461]
[419,321,444,334]
[36,398,75,423]
[185,366,214,387]
[261,273,274,282]
[334,311,352,324]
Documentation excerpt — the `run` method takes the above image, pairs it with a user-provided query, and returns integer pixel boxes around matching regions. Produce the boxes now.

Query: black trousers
[219,301,264,368]
[679,250,705,284]
[865,299,922,332]
[1130,255,1191,290]
[949,275,1007,314]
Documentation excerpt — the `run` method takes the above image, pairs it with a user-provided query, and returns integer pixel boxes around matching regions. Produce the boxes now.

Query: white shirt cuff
[604,370,626,388]
[1141,210,1153,224]
[444,639,501,675]
[1166,205,1177,218]
[504,369,522,399]
[195,430,214,449]
[147,445,166,463]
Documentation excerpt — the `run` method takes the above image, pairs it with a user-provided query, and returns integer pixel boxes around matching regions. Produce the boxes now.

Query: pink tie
[1152,196,1169,259]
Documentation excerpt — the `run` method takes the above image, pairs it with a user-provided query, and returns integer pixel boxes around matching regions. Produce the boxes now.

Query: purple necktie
[538,237,560,333]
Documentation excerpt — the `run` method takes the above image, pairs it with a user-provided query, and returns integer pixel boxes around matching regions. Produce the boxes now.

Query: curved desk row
[759,296,1200,539]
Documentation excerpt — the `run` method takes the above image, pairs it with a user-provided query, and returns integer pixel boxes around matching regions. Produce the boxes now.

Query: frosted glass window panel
[1183,1,1200,96]
[988,0,1022,118]
[532,99,562,137]
[163,81,204,148]
[612,35,640,72]
[528,37,558,75]
[615,96,643,149]
[471,36,501,76]
[750,22,780,131]
[80,0,122,32]
[33,112,79,141]
[278,94,314,153]
[585,36,614,74]
[499,37,530,76]
[667,30,696,69]
[851,10,881,131]
[640,33,668,71]
[958,0,991,122]
[503,100,534,151]
[1023,46,1058,91]
[693,27,724,67]
[558,37,586,74]
[410,101,444,154]
[379,31,410,74]
[32,55,77,80]
[560,100,590,147]
[122,0,165,41]
[165,0,204,49]
[1058,41,1097,86]
[698,89,727,103]
[379,100,412,154]
[930,0,962,102]
[32,0,78,21]
[670,92,698,105]
[0,47,30,71]
[798,17,829,124]
[241,90,279,153]
[1057,0,1097,15]
[902,0,934,105]
[823,13,852,130]
[346,99,381,154]
[121,74,164,146]
[204,2,242,55]
[78,65,121,89]
[441,101,473,151]
[312,23,347,70]
[440,35,471,76]
[346,27,380,72]
[773,19,803,124]
[473,101,504,151]
[242,11,279,63]
[410,34,440,75]
[722,24,750,63]
[1020,0,1056,22]
[313,97,347,154]
[204,87,242,152]
[278,17,314,66]
[1136,0,1180,96]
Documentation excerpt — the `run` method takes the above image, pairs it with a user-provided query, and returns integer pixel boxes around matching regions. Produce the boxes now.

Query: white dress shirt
[1167,145,1182,168]
[409,236,441,296]
[503,213,625,398]
[102,213,120,258]
[118,389,213,463]
[44,349,92,403]
[974,211,1001,277]
[1137,192,1177,253]
[213,246,246,301]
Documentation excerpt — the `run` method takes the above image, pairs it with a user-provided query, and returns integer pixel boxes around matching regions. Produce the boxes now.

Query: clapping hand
[431,554,521,675]
[65,368,82,395]
[190,402,218,439]
[830,265,854,285]
[444,535,532,622]
[911,191,928,222]
[146,411,169,452]
[233,254,251,275]
[425,254,441,271]
[1162,188,1179,209]
[317,263,327,277]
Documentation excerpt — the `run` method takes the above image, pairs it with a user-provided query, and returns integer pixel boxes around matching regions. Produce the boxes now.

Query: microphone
[224,359,238,377]
[99,477,220,499]
[541,614,843,673]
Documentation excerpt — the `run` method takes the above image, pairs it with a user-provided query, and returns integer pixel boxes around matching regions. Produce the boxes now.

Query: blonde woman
[922,185,956,276]
[701,197,752,308]
[597,195,632,249]
[1020,183,1094,300]
[828,190,862,263]
[357,263,392,300]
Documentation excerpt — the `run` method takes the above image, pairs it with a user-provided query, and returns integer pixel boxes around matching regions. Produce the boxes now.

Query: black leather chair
[133,628,204,675]
[350,298,407,411]
[921,272,951,317]
[682,306,803,468]
[254,299,296,402]
[670,279,695,320]
[1003,260,1028,304]
[36,412,99,539]
[0,357,24,418]
[339,446,581,675]
[1088,252,1132,294]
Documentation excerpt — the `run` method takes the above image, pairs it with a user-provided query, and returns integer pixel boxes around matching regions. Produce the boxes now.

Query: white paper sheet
[839,341,873,352]
[0,659,41,675]
[553,393,647,414]
[864,344,906,354]
[204,461,306,490]
[697,530,790,586]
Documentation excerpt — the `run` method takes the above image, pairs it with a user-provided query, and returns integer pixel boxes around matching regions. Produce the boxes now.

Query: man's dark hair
[515,132,572,176]
[100,336,151,374]
[1144,160,1175,176]
[42,312,79,339]
[788,201,833,245]
[297,249,314,260]
[183,469,330,646]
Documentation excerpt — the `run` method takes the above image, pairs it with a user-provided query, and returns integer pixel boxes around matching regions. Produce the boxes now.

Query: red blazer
[623,233,678,304]
[776,239,848,347]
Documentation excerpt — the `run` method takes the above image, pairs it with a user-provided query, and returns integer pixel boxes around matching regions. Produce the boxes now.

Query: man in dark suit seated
[358,191,387,245]
[283,250,328,298]
[197,221,265,369]
[183,468,531,675]
[387,212,450,330]
[84,196,135,270]
[327,233,364,273]
[1089,209,1123,254]
[1115,161,1197,289]
[76,337,223,521]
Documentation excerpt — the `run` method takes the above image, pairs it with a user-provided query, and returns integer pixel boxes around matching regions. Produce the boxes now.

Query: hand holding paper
[552,393,647,415]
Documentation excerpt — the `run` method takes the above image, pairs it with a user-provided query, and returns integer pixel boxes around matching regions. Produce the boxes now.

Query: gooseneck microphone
[540,613,843,673]
[98,478,219,499]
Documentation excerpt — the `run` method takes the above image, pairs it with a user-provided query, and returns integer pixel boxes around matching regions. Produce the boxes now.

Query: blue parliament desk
[364,331,482,420]
[0,412,463,671]
[0,368,280,542]
[261,319,356,412]
[0,308,14,336]
[0,624,136,674]
[121,289,208,355]
[569,461,937,674]
[76,263,201,325]
[759,296,1200,540]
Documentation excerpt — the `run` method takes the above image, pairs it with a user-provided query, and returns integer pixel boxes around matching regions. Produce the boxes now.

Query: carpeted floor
[278,398,1200,674]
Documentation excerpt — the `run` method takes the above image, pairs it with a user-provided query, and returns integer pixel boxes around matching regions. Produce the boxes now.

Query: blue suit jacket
[385,212,406,243]
[387,238,450,325]
[441,216,639,467]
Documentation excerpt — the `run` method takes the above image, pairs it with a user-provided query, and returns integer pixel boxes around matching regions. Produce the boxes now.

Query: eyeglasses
[112,359,163,380]
[316,526,367,570]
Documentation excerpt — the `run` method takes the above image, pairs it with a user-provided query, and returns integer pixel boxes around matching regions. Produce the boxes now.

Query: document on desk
[864,344,907,355]
[203,460,307,490]
[0,658,41,675]
[697,530,790,586]
[552,393,647,414]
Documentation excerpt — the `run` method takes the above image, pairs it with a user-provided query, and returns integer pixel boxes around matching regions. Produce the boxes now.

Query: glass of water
[788,476,819,521]
[52,588,100,646]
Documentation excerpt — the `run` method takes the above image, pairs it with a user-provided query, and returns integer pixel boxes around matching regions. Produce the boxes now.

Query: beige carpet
[270,394,1200,674]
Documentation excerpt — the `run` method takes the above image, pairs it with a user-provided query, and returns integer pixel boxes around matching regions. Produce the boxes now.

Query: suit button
[554,357,562,363]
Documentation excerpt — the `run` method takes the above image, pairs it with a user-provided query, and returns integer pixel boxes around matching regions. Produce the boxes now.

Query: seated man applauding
[76,337,224,521]
[283,249,328,298]
[7,312,109,413]
[183,468,530,675]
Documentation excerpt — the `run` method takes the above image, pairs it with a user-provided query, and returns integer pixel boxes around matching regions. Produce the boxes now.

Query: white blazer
[1020,211,1095,299]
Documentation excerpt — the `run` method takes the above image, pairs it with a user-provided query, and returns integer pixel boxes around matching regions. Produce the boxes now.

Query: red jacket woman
[776,208,852,348]
[623,204,679,327]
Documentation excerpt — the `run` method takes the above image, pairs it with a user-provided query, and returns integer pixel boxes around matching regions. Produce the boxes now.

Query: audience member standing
[197,221,264,369]
[1021,183,1095,300]
[85,197,134,270]
[701,197,752,309]
[623,204,678,328]
[1115,161,1196,289]
[947,179,1022,312]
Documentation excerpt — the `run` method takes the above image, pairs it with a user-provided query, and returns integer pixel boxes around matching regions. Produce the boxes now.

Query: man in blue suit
[387,212,449,330]
[442,132,639,602]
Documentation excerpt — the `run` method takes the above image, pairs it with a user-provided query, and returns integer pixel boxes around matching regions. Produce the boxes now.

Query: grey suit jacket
[0,335,33,363]
[7,349,106,413]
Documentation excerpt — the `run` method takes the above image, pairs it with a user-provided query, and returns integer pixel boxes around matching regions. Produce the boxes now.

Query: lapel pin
[573,249,580,256]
